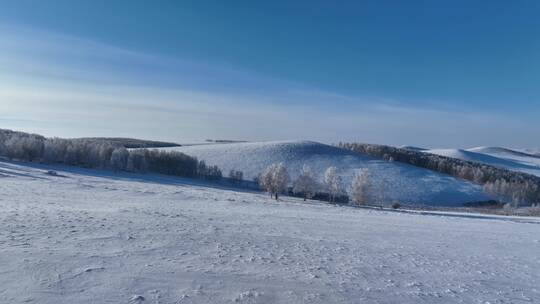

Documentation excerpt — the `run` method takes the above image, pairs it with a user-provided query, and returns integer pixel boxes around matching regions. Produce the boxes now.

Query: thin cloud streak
[0,25,536,148]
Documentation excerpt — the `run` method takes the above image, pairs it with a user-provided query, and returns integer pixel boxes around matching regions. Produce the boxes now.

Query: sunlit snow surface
[161,141,489,206]
[426,146,540,177]
[1,161,539,303]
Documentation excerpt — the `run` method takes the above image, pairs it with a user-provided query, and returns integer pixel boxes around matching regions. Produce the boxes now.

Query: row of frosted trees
[0,129,222,180]
[339,142,540,206]
[258,163,372,205]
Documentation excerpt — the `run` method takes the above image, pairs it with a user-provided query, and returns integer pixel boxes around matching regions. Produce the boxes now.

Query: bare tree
[351,169,371,205]
[260,163,289,200]
[110,148,129,171]
[228,169,244,184]
[127,150,148,172]
[293,165,317,201]
[324,166,343,203]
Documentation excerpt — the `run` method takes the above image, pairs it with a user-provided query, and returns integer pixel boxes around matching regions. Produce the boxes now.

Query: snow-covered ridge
[468,146,540,159]
[158,140,489,206]
[399,145,428,151]
[521,148,540,156]
[425,146,540,177]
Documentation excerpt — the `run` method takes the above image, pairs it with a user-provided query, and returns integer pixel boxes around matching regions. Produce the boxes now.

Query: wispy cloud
[0,25,536,148]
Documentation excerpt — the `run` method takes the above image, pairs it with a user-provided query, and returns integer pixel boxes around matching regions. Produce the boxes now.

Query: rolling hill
[425,147,540,177]
[159,141,489,206]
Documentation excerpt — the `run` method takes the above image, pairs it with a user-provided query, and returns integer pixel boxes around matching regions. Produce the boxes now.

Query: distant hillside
[469,147,540,159]
[399,145,427,151]
[80,137,180,149]
[426,147,540,177]
[341,142,540,206]
[522,148,540,156]
[205,139,248,144]
[158,140,489,207]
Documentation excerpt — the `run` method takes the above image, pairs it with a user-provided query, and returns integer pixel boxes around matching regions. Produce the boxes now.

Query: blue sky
[0,1,538,147]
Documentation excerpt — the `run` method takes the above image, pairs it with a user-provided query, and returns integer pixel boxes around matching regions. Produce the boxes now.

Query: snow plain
[426,147,540,177]
[1,161,540,304]
[160,141,489,206]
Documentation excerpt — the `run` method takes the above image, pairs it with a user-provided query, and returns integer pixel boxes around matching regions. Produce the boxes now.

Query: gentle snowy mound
[468,146,540,159]
[522,148,540,157]
[425,148,526,168]
[1,161,539,304]
[426,147,540,177]
[161,141,489,206]
[399,145,428,151]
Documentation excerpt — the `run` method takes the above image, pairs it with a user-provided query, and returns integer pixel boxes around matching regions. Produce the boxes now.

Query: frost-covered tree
[260,163,289,200]
[339,142,540,206]
[259,170,274,198]
[97,143,114,168]
[110,147,129,171]
[43,138,69,163]
[143,150,198,177]
[351,169,371,205]
[195,160,222,180]
[206,165,223,180]
[473,168,485,184]
[324,166,343,203]
[127,150,148,172]
[197,160,208,177]
[0,128,207,179]
[3,134,44,161]
[63,143,80,165]
[484,179,513,205]
[293,165,317,201]
[228,169,244,183]
[236,170,243,181]
[483,178,539,207]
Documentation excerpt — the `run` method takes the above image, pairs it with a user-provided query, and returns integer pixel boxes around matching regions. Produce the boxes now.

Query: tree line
[257,162,372,205]
[7,128,534,207]
[0,129,222,180]
[338,142,540,206]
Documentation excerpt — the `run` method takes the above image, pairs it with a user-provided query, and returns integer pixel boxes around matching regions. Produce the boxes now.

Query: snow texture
[1,161,539,303]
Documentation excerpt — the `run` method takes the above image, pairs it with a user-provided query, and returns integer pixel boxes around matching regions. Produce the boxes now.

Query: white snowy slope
[521,148,540,157]
[159,141,489,206]
[426,147,540,177]
[1,161,539,304]
[399,145,428,151]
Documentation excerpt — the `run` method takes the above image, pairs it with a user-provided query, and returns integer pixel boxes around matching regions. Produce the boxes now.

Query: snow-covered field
[158,141,489,206]
[2,161,540,304]
[426,147,540,177]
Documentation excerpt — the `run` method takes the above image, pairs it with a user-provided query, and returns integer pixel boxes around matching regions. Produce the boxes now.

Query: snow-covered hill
[469,146,540,160]
[425,147,540,177]
[159,141,489,206]
[399,145,428,151]
[522,148,540,157]
[1,161,539,304]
